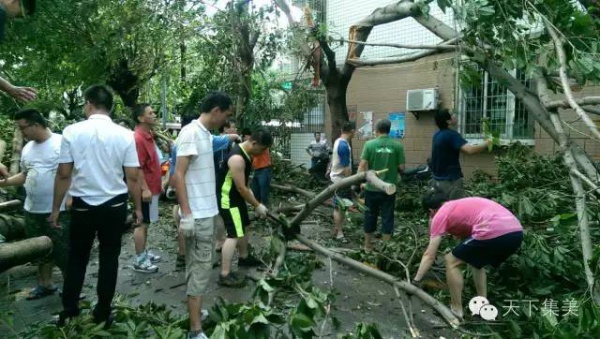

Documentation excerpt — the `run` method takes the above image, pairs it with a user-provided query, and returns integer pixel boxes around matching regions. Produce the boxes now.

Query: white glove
[179,214,196,238]
[255,204,268,219]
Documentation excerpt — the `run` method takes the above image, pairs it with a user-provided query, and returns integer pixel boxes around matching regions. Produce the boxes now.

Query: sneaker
[27,285,58,300]
[336,233,349,244]
[176,255,185,271]
[238,255,261,267]
[147,250,162,263]
[133,258,159,273]
[200,309,209,321]
[188,330,209,339]
[217,272,246,288]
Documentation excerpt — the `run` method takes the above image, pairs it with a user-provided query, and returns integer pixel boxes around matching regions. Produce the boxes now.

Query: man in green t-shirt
[358,119,405,251]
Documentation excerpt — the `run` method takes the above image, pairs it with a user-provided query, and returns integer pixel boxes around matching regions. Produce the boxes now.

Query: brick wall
[325,54,600,179]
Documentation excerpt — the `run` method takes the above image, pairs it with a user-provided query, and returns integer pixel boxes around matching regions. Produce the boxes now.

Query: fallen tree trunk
[0,200,22,213]
[295,234,460,329]
[0,236,53,273]
[0,214,26,241]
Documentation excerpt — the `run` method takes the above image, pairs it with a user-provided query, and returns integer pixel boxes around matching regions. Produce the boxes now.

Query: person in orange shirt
[251,142,271,208]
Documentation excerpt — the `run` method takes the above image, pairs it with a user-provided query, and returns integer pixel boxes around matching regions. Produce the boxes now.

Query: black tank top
[216,143,252,208]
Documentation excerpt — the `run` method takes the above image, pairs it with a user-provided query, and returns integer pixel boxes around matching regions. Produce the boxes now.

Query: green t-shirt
[360,135,405,191]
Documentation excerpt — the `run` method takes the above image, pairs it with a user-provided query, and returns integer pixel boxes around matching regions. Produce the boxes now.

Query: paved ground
[0,200,455,338]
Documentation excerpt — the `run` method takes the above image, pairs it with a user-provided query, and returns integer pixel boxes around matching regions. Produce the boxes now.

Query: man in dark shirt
[430,109,490,199]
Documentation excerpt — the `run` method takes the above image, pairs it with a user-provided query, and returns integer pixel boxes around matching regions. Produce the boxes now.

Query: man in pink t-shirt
[412,192,523,319]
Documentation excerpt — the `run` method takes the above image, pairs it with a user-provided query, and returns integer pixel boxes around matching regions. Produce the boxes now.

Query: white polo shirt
[175,119,218,219]
[59,114,140,205]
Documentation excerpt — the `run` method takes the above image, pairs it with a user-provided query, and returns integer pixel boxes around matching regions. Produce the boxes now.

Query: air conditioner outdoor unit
[406,88,439,111]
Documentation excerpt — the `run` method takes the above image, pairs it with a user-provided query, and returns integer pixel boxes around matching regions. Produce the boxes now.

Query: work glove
[255,204,268,219]
[179,214,196,238]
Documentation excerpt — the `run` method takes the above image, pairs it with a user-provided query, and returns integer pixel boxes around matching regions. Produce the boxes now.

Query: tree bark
[0,200,22,213]
[0,236,53,273]
[0,214,26,241]
[107,59,140,109]
[10,128,23,175]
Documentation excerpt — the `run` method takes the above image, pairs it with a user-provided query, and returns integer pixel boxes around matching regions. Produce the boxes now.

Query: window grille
[459,63,535,143]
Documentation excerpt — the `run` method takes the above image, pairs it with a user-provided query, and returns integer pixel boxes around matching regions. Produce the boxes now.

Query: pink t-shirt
[430,197,523,240]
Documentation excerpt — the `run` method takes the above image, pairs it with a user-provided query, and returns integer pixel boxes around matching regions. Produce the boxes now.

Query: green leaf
[290,313,314,331]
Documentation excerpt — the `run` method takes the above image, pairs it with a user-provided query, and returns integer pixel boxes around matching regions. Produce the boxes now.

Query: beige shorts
[185,215,216,296]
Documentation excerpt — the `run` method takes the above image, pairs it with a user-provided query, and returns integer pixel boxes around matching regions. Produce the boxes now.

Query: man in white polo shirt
[171,91,232,339]
[50,84,143,328]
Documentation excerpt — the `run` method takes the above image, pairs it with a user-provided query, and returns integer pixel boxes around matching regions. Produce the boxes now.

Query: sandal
[27,285,58,300]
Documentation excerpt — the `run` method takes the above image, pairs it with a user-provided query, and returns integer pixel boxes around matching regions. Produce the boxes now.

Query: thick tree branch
[318,37,337,71]
[289,170,394,228]
[295,234,461,329]
[342,0,420,77]
[338,38,457,51]
[347,39,457,67]
[545,96,600,109]
[545,19,600,141]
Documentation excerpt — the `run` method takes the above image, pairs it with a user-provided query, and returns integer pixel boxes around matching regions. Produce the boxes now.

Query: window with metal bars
[459,64,535,143]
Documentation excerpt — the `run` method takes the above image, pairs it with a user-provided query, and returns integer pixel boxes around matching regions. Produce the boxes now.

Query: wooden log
[365,170,396,195]
[295,234,461,329]
[0,200,22,213]
[0,214,25,241]
[0,236,53,273]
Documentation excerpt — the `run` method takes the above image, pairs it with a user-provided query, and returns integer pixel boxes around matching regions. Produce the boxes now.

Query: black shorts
[219,204,250,238]
[452,231,523,269]
[333,184,353,209]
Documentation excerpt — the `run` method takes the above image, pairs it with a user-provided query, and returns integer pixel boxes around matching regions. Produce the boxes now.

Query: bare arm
[229,156,261,208]
[124,167,143,224]
[460,140,490,155]
[357,159,369,173]
[0,77,37,102]
[0,172,26,187]
[52,163,73,216]
[171,155,193,216]
[413,236,442,281]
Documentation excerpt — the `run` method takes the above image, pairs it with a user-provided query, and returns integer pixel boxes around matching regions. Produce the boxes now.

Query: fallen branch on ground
[294,234,461,329]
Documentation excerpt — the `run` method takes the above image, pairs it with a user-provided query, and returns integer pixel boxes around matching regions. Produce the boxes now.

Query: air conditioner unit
[406,88,439,111]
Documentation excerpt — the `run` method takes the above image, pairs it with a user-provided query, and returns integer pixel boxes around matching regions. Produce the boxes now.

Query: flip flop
[27,285,57,300]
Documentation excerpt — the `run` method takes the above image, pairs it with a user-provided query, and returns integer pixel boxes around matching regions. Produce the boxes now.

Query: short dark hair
[434,109,452,129]
[422,189,448,210]
[342,121,356,133]
[314,132,321,137]
[84,85,114,112]
[132,103,151,124]
[13,108,47,128]
[218,119,236,133]
[200,91,232,114]
[251,127,273,147]
[376,119,391,134]
[241,127,252,137]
